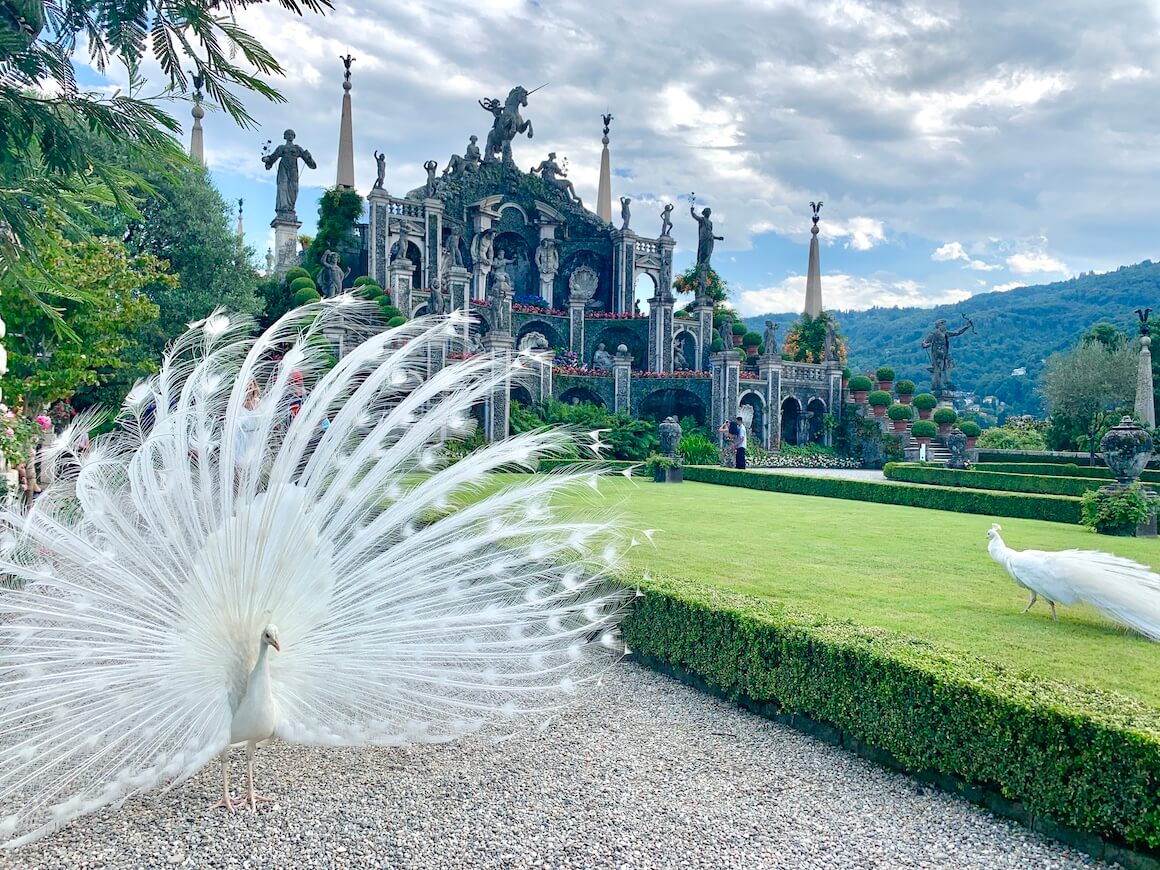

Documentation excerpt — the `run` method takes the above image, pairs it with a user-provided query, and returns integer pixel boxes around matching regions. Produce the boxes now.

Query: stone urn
[1100,416,1153,485]
[944,429,970,470]
[658,415,683,457]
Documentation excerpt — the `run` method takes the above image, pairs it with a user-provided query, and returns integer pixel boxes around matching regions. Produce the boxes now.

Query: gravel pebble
[0,663,1111,869]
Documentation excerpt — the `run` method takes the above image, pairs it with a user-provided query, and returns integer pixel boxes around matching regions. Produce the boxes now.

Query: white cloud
[1006,251,1068,274]
[822,217,886,251]
[736,273,971,315]
[932,242,968,261]
[966,259,1001,271]
[991,281,1024,292]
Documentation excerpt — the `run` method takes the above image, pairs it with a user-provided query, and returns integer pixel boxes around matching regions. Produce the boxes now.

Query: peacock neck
[248,642,273,696]
[987,535,1009,564]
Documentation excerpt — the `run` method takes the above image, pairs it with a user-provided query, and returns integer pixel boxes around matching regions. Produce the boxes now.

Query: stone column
[648,294,675,372]
[446,265,472,350]
[611,230,636,314]
[366,190,391,288]
[271,215,301,278]
[534,354,553,403]
[423,198,443,290]
[826,362,843,447]
[1137,333,1156,427]
[569,300,586,358]
[389,258,414,313]
[694,299,715,371]
[711,350,741,442]
[483,332,513,442]
[759,355,783,450]
[612,345,632,415]
[657,237,675,300]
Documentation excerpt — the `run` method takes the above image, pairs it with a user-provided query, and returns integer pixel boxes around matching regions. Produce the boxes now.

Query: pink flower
[36,415,52,430]
[5,428,13,437]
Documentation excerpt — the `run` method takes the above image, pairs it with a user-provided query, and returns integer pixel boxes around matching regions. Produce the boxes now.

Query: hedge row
[977,462,1160,485]
[682,466,1082,523]
[884,463,1105,497]
[977,449,1160,470]
[536,459,641,474]
[621,574,1160,852]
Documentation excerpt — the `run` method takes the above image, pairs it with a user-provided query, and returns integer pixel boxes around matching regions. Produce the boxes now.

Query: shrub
[884,463,1105,498]
[911,420,937,439]
[285,266,311,282]
[292,287,321,305]
[713,312,731,329]
[868,390,892,407]
[933,407,958,426]
[678,433,720,465]
[742,331,762,347]
[887,404,913,421]
[731,321,746,336]
[710,338,725,353]
[842,367,852,380]
[1081,483,1156,535]
[875,366,895,382]
[848,375,873,392]
[622,574,1160,851]
[386,315,407,328]
[912,393,938,410]
[959,421,981,438]
[895,379,916,395]
[378,303,402,320]
[976,427,1048,451]
[353,275,372,286]
[289,276,316,293]
[359,283,384,299]
[977,462,1160,484]
[643,453,681,475]
[682,466,1082,523]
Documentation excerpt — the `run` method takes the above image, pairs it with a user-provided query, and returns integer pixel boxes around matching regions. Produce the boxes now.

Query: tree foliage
[305,188,364,273]
[1040,338,1137,459]
[782,311,847,364]
[673,264,728,304]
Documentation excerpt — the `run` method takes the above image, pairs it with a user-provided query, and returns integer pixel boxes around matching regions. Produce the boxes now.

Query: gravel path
[0,663,1109,870]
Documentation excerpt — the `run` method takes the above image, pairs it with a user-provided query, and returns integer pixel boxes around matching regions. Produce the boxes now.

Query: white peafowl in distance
[0,301,633,848]
[986,523,1160,638]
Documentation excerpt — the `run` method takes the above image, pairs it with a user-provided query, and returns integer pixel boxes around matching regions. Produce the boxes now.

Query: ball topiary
[731,321,746,336]
[353,275,372,287]
[292,287,322,306]
[379,304,402,320]
[911,420,937,439]
[959,421,982,438]
[710,337,725,353]
[285,266,311,282]
[887,403,913,421]
[842,367,852,380]
[868,390,892,407]
[848,375,874,392]
[742,331,762,348]
[359,283,384,299]
[875,366,895,382]
[289,276,316,293]
[932,407,958,425]
[912,393,938,410]
[387,315,407,328]
[895,379,916,395]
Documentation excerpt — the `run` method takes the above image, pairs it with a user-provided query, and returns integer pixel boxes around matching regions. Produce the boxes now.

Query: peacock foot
[212,794,241,812]
[246,793,274,812]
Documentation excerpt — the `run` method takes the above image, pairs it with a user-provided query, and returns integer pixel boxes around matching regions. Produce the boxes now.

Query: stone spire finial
[1137,308,1156,426]
[335,54,356,189]
[597,113,613,223]
[804,201,823,318]
[189,70,206,164]
[236,198,244,238]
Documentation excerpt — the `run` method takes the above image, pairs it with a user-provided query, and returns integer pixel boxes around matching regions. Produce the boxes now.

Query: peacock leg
[244,741,274,811]
[1049,600,1058,622]
[1021,591,1038,613]
[212,751,239,811]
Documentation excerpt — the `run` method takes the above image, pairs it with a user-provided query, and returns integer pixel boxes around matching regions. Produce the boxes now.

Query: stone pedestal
[759,355,783,450]
[271,215,302,278]
[446,265,472,351]
[389,258,414,312]
[648,295,675,372]
[694,301,715,371]
[569,301,586,358]
[612,345,632,414]
[657,237,675,301]
[482,333,513,442]
[423,198,444,290]
[611,229,636,313]
[366,189,391,288]
[711,351,741,442]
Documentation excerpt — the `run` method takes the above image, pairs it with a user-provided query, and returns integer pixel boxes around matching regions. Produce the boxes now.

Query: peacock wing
[1036,549,1160,640]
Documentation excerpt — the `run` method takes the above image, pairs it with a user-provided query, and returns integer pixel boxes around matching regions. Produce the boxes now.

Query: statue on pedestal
[620,196,632,231]
[660,203,674,237]
[427,280,444,315]
[444,224,464,268]
[423,160,439,197]
[592,343,614,371]
[372,150,386,189]
[391,220,415,262]
[471,228,495,270]
[492,251,515,296]
[763,320,780,356]
[262,130,316,217]
[479,85,536,167]
[673,338,689,371]
[921,316,973,394]
[535,238,559,280]
[318,250,348,298]
[532,152,583,207]
[690,205,723,298]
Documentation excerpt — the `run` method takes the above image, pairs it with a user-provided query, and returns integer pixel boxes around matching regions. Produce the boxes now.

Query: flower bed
[748,444,860,470]
[635,370,711,379]
[554,366,609,376]
[512,302,566,316]
[739,371,762,381]
[585,311,647,319]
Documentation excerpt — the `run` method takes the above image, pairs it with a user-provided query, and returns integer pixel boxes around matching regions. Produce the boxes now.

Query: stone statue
[824,322,838,360]
[340,53,355,81]
[318,250,348,298]
[479,85,537,166]
[921,316,973,394]
[673,338,689,371]
[373,150,386,189]
[763,320,779,356]
[190,70,205,101]
[427,280,444,315]
[445,135,481,180]
[264,248,274,274]
[690,206,723,272]
[567,266,600,309]
[445,224,464,268]
[518,331,549,352]
[391,220,414,262]
[620,196,632,231]
[535,238,559,277]
[262,129,317,216]
[659,416,682,456]
[660,203,674,237]
[592,342,614,371]
[945,429,971,469]
[471,228,495,270]
[464,134,481,164]
[492,250,515,295]
[423,160,439,197]
[532,152,583,207]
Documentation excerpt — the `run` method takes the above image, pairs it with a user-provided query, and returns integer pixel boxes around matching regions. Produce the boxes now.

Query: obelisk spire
[597,113,613,223]
[1136,309,1156,426]
[336,54,356,189]
[236,198,244,239]
[804,201,824,317]
[189,71,206,164]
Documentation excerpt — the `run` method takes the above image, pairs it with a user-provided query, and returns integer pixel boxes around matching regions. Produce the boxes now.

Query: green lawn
[557,477,1160,708]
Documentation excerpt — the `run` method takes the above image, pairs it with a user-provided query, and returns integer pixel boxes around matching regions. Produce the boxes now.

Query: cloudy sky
[81,0,1160,315]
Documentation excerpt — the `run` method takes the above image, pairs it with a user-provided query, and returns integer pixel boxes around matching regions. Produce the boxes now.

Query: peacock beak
[270,638,281,652]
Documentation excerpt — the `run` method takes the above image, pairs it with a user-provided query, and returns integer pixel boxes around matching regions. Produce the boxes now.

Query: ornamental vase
[1099,416,1153,485]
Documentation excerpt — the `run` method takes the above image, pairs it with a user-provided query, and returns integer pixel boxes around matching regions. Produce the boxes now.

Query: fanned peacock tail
[0,300,633,847]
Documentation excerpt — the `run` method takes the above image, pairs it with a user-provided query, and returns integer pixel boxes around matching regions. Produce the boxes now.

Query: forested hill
[744,260,1160,414]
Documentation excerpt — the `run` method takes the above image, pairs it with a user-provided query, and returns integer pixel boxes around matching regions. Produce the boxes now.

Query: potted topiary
[731,321,746,347]
[912,393,938,419]
[933,406,958,436]
[887,403,913,432]
[743,331,762,356]
[841,367,851,390]
[875,367,895,392]
[911,419,937,445]
[848,375,873,403]
[895,380,916,403]
[644,453,683,483]
[868,390,892,417]
[959,420,981,448]
[710,337,725,353]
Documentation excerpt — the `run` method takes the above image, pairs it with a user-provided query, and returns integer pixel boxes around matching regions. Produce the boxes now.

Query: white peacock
[0,302,631,847]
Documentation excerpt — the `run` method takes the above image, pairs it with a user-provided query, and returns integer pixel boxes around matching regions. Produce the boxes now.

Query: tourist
[278,370,308,430]
[717,418,737,468]
[734,415,747,469]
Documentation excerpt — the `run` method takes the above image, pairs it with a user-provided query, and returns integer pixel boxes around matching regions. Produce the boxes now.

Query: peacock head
[986,523,1002,540]
[261,624,282,652]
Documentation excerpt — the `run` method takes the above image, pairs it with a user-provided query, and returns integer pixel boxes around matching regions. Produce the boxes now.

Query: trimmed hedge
[912,392,938,410]
[848,375,873,392]
[868,390,892,407]
[884,463,1109,497]
[977,462,1160,485]
[887,403,913,421]
[622,575,1160,852]
[536,458,641,473]
[911,420,937,439]
[932,407,958,426]
[681,466,1082,523]
[875,366,895,382]
[895,379,916,395]
[975,450,1160,470]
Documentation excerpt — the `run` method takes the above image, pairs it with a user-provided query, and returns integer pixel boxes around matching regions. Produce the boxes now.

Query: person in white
[734,415,747,469]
